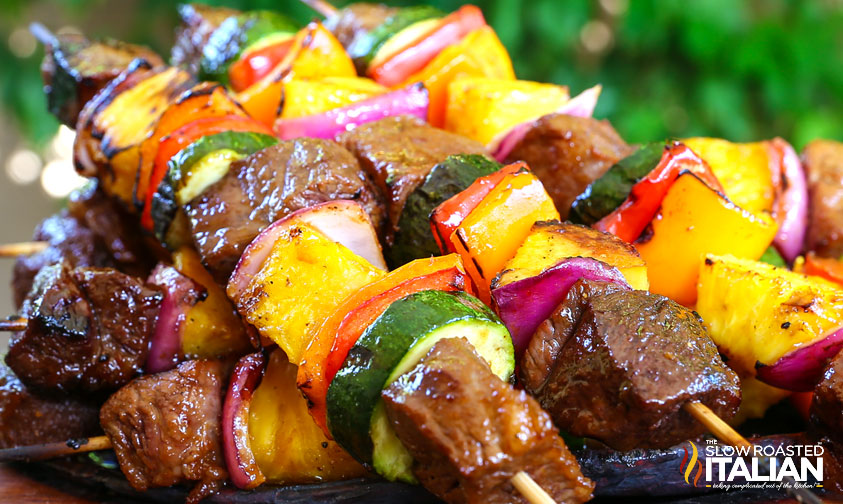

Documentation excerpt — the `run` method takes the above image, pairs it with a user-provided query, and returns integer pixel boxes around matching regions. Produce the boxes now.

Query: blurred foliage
[0,0,841,150]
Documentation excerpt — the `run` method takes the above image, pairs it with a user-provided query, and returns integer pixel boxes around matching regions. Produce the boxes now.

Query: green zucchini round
[388,154,501,268]
[326,289,514,482]
[569,141,666,225]
[150,131,277,244]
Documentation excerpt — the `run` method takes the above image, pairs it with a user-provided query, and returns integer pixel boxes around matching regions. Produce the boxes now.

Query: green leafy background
[1,0,841,151]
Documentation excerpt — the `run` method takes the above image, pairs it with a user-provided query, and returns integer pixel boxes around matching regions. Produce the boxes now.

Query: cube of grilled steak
[382,337,594,504]
[324,3,400,49]
[12,212,110,309]
[0,362,101,448]
[185,138,384,283]
[67,182,155,278]
[170,3,238,74]
[521,279,741,451]
[803,139,843,258]
[339,115,487,245]
[504,114,634,219]
[100,360,228,503]
[811,350,843,445]
[6,262,162,394]
[40,32,164,126]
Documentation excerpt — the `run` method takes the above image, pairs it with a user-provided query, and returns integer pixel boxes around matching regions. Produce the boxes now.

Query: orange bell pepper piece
[451,170,560,303]
[135,83,246,209]
[237,22,356,127]
[297,254,469,438]
[635,172,777,306]
[400,25,514,128]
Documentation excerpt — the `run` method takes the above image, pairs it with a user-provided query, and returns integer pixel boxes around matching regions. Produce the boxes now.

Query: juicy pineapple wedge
[237,223,385,364]
[444,77,569,146]
[493,221,649,291]
[697,254,843,377]
[249,349,367,483]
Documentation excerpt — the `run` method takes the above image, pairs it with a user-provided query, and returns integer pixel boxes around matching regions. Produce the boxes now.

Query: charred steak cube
[521,279,741,451]
[504,114,633,220]
[382,337,594,504]
[339,115,487,245]
[100,359,228,503]
[803,139,843,258]
[6,262,162,395]
[185,138,384,283]
[0,362,101,449]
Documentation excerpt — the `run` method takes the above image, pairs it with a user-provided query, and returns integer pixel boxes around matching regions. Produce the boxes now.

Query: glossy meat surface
[185,138,384,283]
[324,3,399,49]
[803,139,843,258]
[6,263,162,395]
[340,115,487,244]
[100,359,228,503]
[521,279,741,451]
[505,114,633,219]
[170,3,238,74]
[382,337,594,504]
[0,362,101,449]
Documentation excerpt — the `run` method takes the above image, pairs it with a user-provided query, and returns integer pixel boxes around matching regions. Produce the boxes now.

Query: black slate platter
[18,433,826,503]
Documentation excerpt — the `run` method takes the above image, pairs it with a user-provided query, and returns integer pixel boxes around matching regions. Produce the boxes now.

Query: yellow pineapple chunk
[281,77,387,118]
[729,376,790,426]
[683,137,775,214]
[249,349,366,483]
[696,254,843,377]
[444,77,569,145]
[238,223,385,364]
[493,221,649,291]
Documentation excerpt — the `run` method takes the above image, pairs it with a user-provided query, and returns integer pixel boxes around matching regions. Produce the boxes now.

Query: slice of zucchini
[150,131,277,243]
[388,154,501,268]
[569,141,666,225]
[199,11,298,85]
[326,289,514,481]
[347,6,443,72]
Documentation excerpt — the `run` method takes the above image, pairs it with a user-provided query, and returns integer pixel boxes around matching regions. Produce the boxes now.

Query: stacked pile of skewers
[0,1,841,503]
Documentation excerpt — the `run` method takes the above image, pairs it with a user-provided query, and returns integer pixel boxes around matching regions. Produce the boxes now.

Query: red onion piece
[756,326,843,392]
[491,84,602,162]
[146,264,205,374]
[491,256,630,355]
[227,200,386,303]
[222,352,267,490]
[768,138,808,263]
[273,83,429,140]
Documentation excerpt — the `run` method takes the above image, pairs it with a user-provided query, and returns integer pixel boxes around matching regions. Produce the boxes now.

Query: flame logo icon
[680,441,704,487]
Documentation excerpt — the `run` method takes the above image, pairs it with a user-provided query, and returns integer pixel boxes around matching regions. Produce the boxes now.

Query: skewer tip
[0,318,27,333]
[299,0,338,18]
[511,471,557,504]
[29,22,57,47]
[0,241,50,258]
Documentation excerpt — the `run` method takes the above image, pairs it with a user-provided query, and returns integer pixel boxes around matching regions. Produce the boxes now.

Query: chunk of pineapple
[493,221,649,291]
[696,254,843,377]
[237,223,385,364]
[444,77,569,145]
[249,349,367,483]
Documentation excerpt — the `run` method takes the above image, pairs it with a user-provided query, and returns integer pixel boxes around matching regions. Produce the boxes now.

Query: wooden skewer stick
[0,436,112,463]
[684,401,823,504]
[0,318,27,332]
[0,241,49,257]
[511,471,556,504]
[299,0,338,18]
[29,22,58,48]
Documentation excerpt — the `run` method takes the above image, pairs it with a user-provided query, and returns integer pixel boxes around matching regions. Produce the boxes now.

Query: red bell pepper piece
[296,254,470,437]
[430,162,527,254]
[594,142,724,243]
[229,39,295,93]
[368,5,486,87]
[803,252,843,287]
[140,115,272,231]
